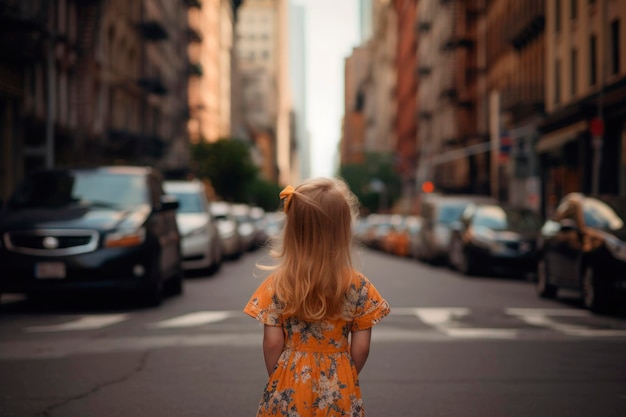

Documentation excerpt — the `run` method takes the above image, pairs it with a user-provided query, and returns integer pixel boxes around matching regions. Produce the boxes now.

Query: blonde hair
[264,177,360,322]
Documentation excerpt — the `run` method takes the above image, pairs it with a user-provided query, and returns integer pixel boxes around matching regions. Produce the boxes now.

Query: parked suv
[0,166,183,306]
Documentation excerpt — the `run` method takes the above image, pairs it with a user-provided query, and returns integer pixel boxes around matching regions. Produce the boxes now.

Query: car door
[150,174,180,278]
[549,198,584,287]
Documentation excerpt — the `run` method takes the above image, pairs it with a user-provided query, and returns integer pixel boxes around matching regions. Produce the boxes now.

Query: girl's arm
[263,325,285,376]
[350,328,372,374]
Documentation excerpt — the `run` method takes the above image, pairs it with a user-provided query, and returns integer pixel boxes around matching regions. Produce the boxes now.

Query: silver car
[164,180,222,274]
[210,201,244,259]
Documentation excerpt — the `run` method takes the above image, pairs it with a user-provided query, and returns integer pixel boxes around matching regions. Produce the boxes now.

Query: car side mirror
[160,195,179,211]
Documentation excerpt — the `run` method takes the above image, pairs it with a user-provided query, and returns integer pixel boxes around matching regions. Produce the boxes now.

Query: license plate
[35,262,66,279]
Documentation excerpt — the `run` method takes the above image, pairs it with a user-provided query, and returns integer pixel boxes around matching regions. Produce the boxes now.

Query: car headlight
[105,227,146,248]
[605,235,626,261]
[471,227,506,253]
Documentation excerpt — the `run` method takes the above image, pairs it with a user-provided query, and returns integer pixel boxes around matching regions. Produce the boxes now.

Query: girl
[244,177,390,417]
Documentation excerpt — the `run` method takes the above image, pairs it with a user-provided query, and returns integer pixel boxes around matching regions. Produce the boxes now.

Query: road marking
[506,309,626,337]
[442,328,518,339]
[151,311,234,328]
[25,314,128,332]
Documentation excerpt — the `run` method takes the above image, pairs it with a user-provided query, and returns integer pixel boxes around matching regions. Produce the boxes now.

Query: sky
[297,0,360,178]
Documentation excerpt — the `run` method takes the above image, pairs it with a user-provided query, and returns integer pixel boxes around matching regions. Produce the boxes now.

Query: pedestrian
[244,177,390,417]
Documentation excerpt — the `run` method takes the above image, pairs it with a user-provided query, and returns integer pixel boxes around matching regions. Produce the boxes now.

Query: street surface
[1,248,626,417]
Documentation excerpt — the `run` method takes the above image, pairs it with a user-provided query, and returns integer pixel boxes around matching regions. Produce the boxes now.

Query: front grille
[4,229,100,256]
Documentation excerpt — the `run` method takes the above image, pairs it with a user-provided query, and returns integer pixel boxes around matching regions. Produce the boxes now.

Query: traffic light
[422,181,435,193]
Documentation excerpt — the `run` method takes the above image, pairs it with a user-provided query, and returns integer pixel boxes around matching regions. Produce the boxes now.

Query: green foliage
[190,138,282,209]
[190,138,258,202]
[243,178,283,211]
[338,152,403,214]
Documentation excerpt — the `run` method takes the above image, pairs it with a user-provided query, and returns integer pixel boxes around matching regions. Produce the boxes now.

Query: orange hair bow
[280,185,295,212]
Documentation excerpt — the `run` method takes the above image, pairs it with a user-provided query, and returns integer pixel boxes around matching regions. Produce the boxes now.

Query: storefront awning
[536,120,588,153]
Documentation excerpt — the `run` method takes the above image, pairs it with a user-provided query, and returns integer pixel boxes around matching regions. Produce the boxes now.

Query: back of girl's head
[266,177,360,321]
[282,177,358,259]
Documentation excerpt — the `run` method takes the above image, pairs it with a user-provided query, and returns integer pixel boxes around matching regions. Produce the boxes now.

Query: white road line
[506,308,592,317]
[442,328,518,339]
[507,309,626,337]
[150,311,234,328]
[25,314,128,332]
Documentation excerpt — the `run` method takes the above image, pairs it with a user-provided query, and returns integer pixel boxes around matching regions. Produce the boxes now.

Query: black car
[448,203,543,277]
[537,193,626,312]
[0,166,183,306]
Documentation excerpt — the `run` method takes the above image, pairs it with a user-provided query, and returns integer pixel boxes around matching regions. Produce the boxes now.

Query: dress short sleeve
[351,275,391,331]
[243,276,283,326]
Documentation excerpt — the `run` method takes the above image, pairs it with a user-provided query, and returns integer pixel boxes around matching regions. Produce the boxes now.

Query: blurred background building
[234,0,295,185]
[340,0,626,217]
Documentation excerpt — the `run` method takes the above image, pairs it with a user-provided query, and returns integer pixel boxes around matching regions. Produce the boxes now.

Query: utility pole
[591,0,609,195]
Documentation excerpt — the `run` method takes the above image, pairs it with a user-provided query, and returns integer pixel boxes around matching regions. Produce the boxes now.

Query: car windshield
[9,171,147,209]
[583,198,624,230]
[437,203,469,224]
[169,192,205,214]
[474,206,543,231]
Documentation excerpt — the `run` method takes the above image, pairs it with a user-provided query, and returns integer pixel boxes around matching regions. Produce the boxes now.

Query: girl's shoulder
[349,270,370,289]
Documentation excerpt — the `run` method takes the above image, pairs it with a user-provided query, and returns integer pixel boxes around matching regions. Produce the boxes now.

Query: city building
[235,0,293,185]
[341,45,369,166]
[187,0,237,144]
[0,0,193,199]
[393,0,418,208]
[540,0,626,215]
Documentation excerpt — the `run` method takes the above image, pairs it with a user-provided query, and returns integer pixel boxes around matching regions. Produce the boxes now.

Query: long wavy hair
[263,177,360,322]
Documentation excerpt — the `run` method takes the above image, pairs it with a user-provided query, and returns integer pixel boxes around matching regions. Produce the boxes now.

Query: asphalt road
[1,247,626,417]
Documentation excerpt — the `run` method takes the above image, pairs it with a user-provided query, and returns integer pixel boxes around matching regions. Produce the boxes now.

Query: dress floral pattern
[244,272,390,417]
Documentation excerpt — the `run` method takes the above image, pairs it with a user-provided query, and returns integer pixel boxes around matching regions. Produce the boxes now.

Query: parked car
[250,206,268,247]
[0,166,183,306]
[382,215,421,257]
[537,193,626,312]
[231,203,257,251]
[407,216,425,259]
[448,203,543,277]
[417,194,495,264]
[210,201,244,259]
[164,180,222,275]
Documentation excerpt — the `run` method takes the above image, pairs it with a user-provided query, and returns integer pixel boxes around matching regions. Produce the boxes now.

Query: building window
[571,48,577,96]
[590,34,597,85]
[555,59,561,104]
[570,0,577,20]
[611,19,621,75]
[555,0,561,32]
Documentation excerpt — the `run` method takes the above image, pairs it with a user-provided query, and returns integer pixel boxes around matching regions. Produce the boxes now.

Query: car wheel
[449,237,463,271]
[582,265,607,312]
[537,259,558,299]
[140,259,164,307]
[169,269,184,296]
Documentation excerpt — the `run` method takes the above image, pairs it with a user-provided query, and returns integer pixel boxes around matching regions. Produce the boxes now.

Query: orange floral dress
[244,272,390,417]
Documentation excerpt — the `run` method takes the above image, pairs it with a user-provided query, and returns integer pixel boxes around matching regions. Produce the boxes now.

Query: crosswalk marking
[9,308,626,339]
[151,311,234,328]
[25,314,128,332]
[507,309,626,337]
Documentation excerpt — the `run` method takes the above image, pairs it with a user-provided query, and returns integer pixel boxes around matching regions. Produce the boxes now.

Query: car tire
[449,236,463,271]
[140,259,164,307]
[537,259,558,299]
[169,269,184,296]
[581,265,608,313]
